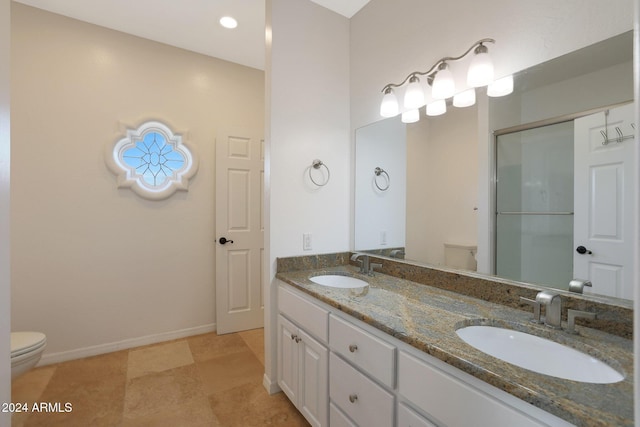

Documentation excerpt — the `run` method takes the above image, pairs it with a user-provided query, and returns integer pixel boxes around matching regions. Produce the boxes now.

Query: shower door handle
[576,245,592,255]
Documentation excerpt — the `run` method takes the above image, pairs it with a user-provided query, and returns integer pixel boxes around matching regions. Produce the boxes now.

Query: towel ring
[374,167,390,191]
[309,159,330,187]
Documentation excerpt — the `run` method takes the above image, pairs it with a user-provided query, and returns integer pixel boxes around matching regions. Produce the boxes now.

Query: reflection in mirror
[354,31,634,301]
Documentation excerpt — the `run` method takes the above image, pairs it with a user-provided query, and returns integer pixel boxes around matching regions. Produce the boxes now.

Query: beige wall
[405,106,478,267]
[1,0,11,415]
[10,4,264,361]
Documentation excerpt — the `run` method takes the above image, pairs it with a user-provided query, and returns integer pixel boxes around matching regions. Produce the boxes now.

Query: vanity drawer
[398,351,546,427]
[330,352,394,427]
[278,284,328,343]
[329,314,396,388]
[330,403,357,427]
[398,403,437,427]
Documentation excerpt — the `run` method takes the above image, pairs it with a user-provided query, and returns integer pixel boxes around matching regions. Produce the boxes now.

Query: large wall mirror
[354,31,635,302]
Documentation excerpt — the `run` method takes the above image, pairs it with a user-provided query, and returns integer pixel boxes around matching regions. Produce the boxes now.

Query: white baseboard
[38,323,217,366]
[263,373,281,395]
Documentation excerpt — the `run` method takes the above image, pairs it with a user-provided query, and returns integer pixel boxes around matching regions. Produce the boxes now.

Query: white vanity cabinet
[276,282,574,427]
[277,286,329,427]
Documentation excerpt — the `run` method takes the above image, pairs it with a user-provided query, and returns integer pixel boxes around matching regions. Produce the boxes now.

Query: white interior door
[573,103,636,299]
[215,128,264,334]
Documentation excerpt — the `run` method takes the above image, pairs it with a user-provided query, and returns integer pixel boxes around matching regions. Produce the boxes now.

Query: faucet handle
[368,262,382,276]
[566,309,597,334]
[520,297,541,324]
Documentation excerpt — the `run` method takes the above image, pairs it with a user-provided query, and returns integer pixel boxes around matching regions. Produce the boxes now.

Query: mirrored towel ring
[309,159,330,187]
[374,167,390,191]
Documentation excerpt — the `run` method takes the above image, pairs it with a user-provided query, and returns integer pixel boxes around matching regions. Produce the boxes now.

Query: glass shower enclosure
[495,121,574,288]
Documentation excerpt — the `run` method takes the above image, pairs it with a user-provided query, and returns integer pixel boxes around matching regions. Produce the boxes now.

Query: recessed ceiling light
[219,16,238,29]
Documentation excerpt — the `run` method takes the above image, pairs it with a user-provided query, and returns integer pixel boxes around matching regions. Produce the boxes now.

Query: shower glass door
[495,121,574,288]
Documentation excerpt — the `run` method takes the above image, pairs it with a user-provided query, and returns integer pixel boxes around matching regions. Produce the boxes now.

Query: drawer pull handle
[290,334,298,341]
[349,344,358,353]
[349,394,358,403]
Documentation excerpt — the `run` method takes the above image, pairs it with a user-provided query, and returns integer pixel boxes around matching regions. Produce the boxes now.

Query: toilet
[444,243,477,271]
[11,332,47,379]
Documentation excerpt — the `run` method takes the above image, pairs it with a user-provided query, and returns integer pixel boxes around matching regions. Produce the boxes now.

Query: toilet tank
[444,243,477,271]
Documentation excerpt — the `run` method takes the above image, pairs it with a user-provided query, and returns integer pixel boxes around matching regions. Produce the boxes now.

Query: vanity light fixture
[401,109,420,123]
[403,75,425,109]
[431,63,455,100]
[380,87,400,117]
[467,42,494,87]
[379,38,510,122]
[487,75,514,97]
[426,99,446,116]
[453,88,476,107]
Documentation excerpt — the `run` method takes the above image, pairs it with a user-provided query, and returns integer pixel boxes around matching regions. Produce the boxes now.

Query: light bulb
[403,75,425,109]
[431,64,455,100]
[380,88,399,117]
[401,109,420,123]
[467,44,494,87]
[453,89,476,107]
[487,75,514,97]
[426,100,446,116]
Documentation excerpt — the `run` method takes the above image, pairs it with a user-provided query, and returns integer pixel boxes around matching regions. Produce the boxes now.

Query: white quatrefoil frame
[106,120,199,200]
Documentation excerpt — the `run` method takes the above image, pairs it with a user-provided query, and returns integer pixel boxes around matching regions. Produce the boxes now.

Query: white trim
[263,372,281,395]
[106,120,199,200]
[38,323,216,366]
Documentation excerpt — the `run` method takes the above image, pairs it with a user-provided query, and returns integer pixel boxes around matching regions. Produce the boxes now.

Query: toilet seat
[11,332,47,358]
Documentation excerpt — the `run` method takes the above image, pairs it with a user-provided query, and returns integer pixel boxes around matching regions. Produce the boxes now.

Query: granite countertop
[276,265,633,427]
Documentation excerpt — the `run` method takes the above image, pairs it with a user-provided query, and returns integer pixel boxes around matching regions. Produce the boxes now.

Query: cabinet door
[277,315,299,404]
[298,329,328,427]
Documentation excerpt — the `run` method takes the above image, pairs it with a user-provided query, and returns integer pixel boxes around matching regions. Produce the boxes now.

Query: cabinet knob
[290,334,297,341]
[349,344,358,353]
[349,394,358,403]
[295,337,302,343]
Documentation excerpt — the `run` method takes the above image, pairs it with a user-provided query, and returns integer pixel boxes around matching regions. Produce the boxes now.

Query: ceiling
[12,0,370,71]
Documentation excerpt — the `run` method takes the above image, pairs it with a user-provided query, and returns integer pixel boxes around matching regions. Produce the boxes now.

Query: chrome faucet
[569,279,592,294]
[535,291,562,329]
[351,253,369,274]
[350,253,382,276]
[519,296,541,324]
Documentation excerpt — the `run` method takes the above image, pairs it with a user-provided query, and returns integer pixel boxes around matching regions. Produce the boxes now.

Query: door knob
[576,245,592,255]
[219,237,234,245]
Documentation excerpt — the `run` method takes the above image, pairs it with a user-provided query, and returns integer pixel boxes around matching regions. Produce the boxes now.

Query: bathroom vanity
[275,253,633,427]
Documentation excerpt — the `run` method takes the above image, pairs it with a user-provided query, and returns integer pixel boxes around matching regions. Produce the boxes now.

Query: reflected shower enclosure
[495,121,574,288]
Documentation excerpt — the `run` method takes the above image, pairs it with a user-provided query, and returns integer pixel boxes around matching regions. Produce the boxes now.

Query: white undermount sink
[309,275,368,289]
[456,325,624,384]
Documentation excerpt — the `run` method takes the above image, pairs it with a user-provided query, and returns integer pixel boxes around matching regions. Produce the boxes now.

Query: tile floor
[11,329,310,426]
